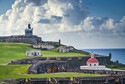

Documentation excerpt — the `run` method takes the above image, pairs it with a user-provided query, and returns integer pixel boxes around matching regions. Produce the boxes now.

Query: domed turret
[87,58,99,63]
[80,52,109,70]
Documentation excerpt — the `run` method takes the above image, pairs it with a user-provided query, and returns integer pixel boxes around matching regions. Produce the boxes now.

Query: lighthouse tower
[25,24,33,36]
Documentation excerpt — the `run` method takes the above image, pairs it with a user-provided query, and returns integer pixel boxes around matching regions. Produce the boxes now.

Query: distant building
[58,46,74,53]
[32,43,55,50]
[80,53,111,70]
[26,50,41,56]
[25,24,33,36]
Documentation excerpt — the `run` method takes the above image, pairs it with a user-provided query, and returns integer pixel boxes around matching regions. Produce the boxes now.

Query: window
[94,64,96,66]
[90,64,91,66]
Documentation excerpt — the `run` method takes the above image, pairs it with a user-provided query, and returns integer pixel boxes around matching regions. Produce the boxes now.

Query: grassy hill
[0,65,104,81]
[0,43,33,64]
[0,42,103,81]
[0,42,88,65]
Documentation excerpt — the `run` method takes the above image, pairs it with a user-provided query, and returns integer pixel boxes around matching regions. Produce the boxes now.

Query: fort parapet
[1,76,125,84]
[9,56,111,69]
[0,35,42,44]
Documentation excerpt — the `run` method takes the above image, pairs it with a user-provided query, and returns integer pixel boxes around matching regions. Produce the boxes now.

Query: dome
[87,58,99,63]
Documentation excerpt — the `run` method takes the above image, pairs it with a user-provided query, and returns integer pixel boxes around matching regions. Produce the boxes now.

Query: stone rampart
[1,76,125,84]
[67,69,125,76]
[9,57,47,64]
[0,35,42,44]
[73,76,115,84]
[9,56,111,69]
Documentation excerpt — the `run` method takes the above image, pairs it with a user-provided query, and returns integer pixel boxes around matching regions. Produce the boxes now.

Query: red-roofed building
[80,53,110,70]
[87,57,99,67]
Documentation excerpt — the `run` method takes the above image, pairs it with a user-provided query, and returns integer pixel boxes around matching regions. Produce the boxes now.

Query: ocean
[81,49,125,64]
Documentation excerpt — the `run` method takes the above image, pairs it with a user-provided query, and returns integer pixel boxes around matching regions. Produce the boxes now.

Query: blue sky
[0,0,125,49]
[83,0,125,21]
[0,0,125,20]
[0,0,15,15]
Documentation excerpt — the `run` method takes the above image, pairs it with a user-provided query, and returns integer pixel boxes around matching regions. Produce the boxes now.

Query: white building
[58,46,74,53]
[26,50,41,56]
[80,53,111,70]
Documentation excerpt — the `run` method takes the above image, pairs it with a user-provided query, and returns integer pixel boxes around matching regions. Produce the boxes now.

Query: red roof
[87,58,99,63]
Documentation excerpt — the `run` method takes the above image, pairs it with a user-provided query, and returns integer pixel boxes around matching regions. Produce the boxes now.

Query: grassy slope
[0,42,87,64]
[106,61,125,70]
[42,49,88,57]
[0,43,33,64]
[0,43,102,81]
[0,65,104,81]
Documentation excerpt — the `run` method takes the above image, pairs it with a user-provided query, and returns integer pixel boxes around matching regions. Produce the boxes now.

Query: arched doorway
[53,67,58,73]
[59,67,62,72]
[34,52,37,56]
[47,68,51,73]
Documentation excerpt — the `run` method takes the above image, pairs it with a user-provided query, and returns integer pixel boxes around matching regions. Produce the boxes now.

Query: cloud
[38,19,51,24]
[0,0,125,48]
[24,0,47,6]
[0,0,90,35]
[0,0,125,35]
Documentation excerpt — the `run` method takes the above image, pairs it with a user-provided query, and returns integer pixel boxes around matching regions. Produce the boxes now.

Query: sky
[0,0,125,49]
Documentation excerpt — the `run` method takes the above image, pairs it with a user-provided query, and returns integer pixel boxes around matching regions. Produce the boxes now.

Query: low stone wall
[67,69,125,76]
[8,57,47,64]
[9,56,111,69]
[73,77,115,84]
[2,78,26,84]
[51,77,71,84]
[28,78,49,84]
[1,76,125,84]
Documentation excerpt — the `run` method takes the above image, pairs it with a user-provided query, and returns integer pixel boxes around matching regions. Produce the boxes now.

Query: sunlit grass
[0,65,104,81]
[0,42,88,64]
[0,42,91,81]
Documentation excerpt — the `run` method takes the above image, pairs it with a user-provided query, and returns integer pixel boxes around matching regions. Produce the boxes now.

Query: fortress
[0,24,112,72]
[1,24,125,84]
[0,24,60,44]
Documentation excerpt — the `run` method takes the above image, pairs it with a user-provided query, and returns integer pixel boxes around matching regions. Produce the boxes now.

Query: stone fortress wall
[0,35,42,44]
[0,24,60,45]
[1,76,125,84]
[9,56,111,69]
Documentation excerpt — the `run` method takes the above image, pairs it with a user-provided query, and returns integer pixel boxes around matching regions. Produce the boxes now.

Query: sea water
[81,49,125,64]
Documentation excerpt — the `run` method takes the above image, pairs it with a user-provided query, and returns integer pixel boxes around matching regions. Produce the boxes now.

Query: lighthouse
[25,24,33,36]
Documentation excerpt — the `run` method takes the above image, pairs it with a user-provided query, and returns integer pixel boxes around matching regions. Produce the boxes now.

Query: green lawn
[0,42,88,65]
[41,49,87,57]
[0,42,101,81]
[0,43,33,65]
[0,65,104,81]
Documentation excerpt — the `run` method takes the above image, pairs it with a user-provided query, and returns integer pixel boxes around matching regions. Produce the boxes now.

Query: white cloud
[81,17,95,32]
[0,0,90,35]
[0,0,125,48]
[99,18,115,30]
